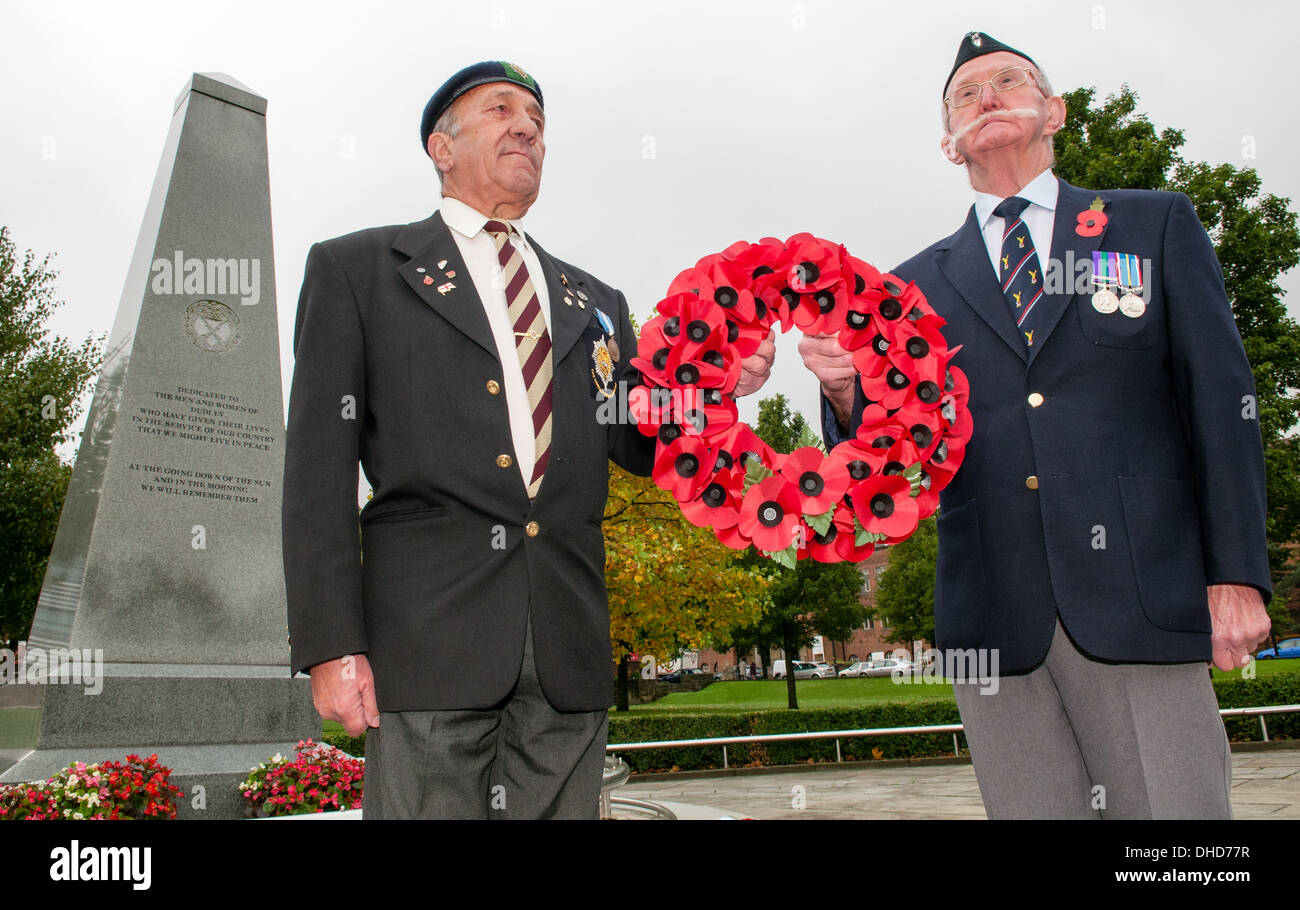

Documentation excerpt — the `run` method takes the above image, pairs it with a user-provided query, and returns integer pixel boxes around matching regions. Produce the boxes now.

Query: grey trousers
[362,613,608,820]
[952,618,1232,819]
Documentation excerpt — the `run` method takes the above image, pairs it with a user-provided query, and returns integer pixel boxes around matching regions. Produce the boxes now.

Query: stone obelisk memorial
[2,73,316,817]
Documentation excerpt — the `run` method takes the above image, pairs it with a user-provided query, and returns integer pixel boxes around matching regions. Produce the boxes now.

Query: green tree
[736,394,871,708]
[1055,85,1300,638]
[0,228,102,650]
[873,515,937,646]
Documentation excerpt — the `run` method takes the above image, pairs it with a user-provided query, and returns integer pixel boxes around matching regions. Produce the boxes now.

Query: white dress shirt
[974,167,1058,280]
[439,195,553,489]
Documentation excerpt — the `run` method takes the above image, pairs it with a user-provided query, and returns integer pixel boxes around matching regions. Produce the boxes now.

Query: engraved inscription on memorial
[127,462,272,504]
[132,384,275,450]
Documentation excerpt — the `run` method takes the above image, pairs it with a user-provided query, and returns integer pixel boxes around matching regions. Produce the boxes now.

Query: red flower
[850,474,919,541]
[653,434,715,502]
[739,475,803,552]
[1076,208,1107,237]
[681,475,742,530]
[833,504,878,562]
[778,446,849,515]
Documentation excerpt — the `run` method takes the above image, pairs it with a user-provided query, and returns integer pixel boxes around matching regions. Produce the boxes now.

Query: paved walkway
[616,746,1300,819]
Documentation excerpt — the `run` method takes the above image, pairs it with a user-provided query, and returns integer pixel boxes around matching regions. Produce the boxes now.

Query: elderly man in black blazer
[284,61,772,819]
[798,33,1272,818]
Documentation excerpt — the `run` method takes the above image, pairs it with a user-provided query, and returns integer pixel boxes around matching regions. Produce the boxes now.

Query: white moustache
[947,108,1039,144]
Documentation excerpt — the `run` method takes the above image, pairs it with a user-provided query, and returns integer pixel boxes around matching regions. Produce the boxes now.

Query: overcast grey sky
[5,0,1298,441]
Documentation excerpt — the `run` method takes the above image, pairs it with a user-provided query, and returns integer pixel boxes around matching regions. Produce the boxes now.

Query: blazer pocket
[1076,293,1160,349]
[933,498,986,648]
[361,504,450,525]
[1117,475,1210,633]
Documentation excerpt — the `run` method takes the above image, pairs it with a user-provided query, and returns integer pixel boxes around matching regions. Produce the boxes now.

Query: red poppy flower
[681,476,742,530]
[858,359,916,411]
[784,233,843,294]
[676,385,739,438]
[630,315,674,386]
[778,446,850,515]
[712,422,776,477]
[1076,208,1107,237]
[665,344,740,395]
[825,437,884,487]
[715,522,750,550]
[653,434,716,502]
[850,474,919,541]
[626,382,676,437]
[833,504,877,562]
[739,475,803,553]
[889,399,945,462]
[807,504,854,562]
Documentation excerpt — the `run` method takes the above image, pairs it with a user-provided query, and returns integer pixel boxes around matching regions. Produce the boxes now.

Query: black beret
[420,61,543,155]
[943,32,1037,99]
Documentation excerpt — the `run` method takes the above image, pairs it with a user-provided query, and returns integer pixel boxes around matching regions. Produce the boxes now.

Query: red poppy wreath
[627,234,973,567]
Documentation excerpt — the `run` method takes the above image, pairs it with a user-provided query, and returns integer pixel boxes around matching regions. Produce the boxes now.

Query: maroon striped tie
[483,220,553,497]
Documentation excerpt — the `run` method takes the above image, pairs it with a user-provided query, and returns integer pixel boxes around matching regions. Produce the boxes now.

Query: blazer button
[486,380,501,396]
[1025,475,1039,490]
[1027,392,1044,407]
[525,521,540,537]
[496,454,513,469]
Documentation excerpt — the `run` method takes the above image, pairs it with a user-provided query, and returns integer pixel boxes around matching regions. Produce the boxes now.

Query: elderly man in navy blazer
[799,33,1272,818]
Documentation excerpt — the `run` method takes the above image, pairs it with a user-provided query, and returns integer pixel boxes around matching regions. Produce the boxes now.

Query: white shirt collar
[974,168,1059,230]
[439,195,532,251]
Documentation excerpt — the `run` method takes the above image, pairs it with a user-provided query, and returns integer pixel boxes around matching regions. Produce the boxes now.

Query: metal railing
[606,704,1300,769]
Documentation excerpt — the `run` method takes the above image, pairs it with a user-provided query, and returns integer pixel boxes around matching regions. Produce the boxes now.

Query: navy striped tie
[993,196,1044,349]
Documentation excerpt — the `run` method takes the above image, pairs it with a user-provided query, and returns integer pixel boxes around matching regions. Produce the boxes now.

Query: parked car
[771,660,830,679]
[812,662,837,677]
[863,658,919,678]
[1256,638,1300,660]
[838,661,873,678]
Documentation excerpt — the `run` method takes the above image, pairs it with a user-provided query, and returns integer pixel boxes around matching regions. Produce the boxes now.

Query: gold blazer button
[486,380,501,395]
[525,521,540,537]
[1027,392,1044,407]
[1025,475,1039,490]
[496,454,513,469]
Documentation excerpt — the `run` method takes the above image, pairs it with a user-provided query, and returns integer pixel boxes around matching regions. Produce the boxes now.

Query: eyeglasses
[945,67,1036,108]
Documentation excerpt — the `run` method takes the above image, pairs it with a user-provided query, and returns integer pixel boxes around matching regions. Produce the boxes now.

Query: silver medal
[1119,293,1146,318]
[1092,289,1120,314]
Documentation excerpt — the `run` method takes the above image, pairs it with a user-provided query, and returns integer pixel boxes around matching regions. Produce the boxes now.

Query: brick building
[696,546,929,677]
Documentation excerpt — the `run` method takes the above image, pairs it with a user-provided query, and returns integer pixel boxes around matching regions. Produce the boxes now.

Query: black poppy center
[714,286,737,308]
[676,364,700,385]
[780,287,799,308]
[872,334,890,355]
[652,348,669,370]
[871,433,897,448]
[815,290,836,314]
[758,501,784,528]
[879,298,903,321]
[917,381,941,404]
[887,367,910,389]
[702,350,724,368]
[753,297,768,320]
[658,425,681,444]
[847,311,869,329]
[675,453,700,478]
[686,319,710,342]
[727,321,740,343]
[932,440,949,464]
[941,400,957,423]
[813,523,838,545]
[799,471,824,497]
[906,337,929,358]
[911,425,933,449]
[883,462,905,476]
[795,261,820,287]
[883,279,903,296]
[920,471,932,491]
[702,483,727,507]
[702,389,723,405]
[853,271,866,295]
[870,493,895,518]
[664,316,680,337]
[715,451,734,470]
[751,265,774,280]
[944,370,956,392]
[846,459,871,480]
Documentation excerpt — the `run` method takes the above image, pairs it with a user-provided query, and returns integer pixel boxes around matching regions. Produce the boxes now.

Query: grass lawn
[629,677,957,713]
[1213,657,1300,682]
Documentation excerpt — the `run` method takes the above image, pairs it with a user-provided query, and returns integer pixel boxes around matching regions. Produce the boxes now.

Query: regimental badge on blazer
[591,336,615,398]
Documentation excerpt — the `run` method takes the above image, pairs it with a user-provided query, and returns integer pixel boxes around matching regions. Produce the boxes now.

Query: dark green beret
[944,32,1037,99]
[420,61,543,155]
